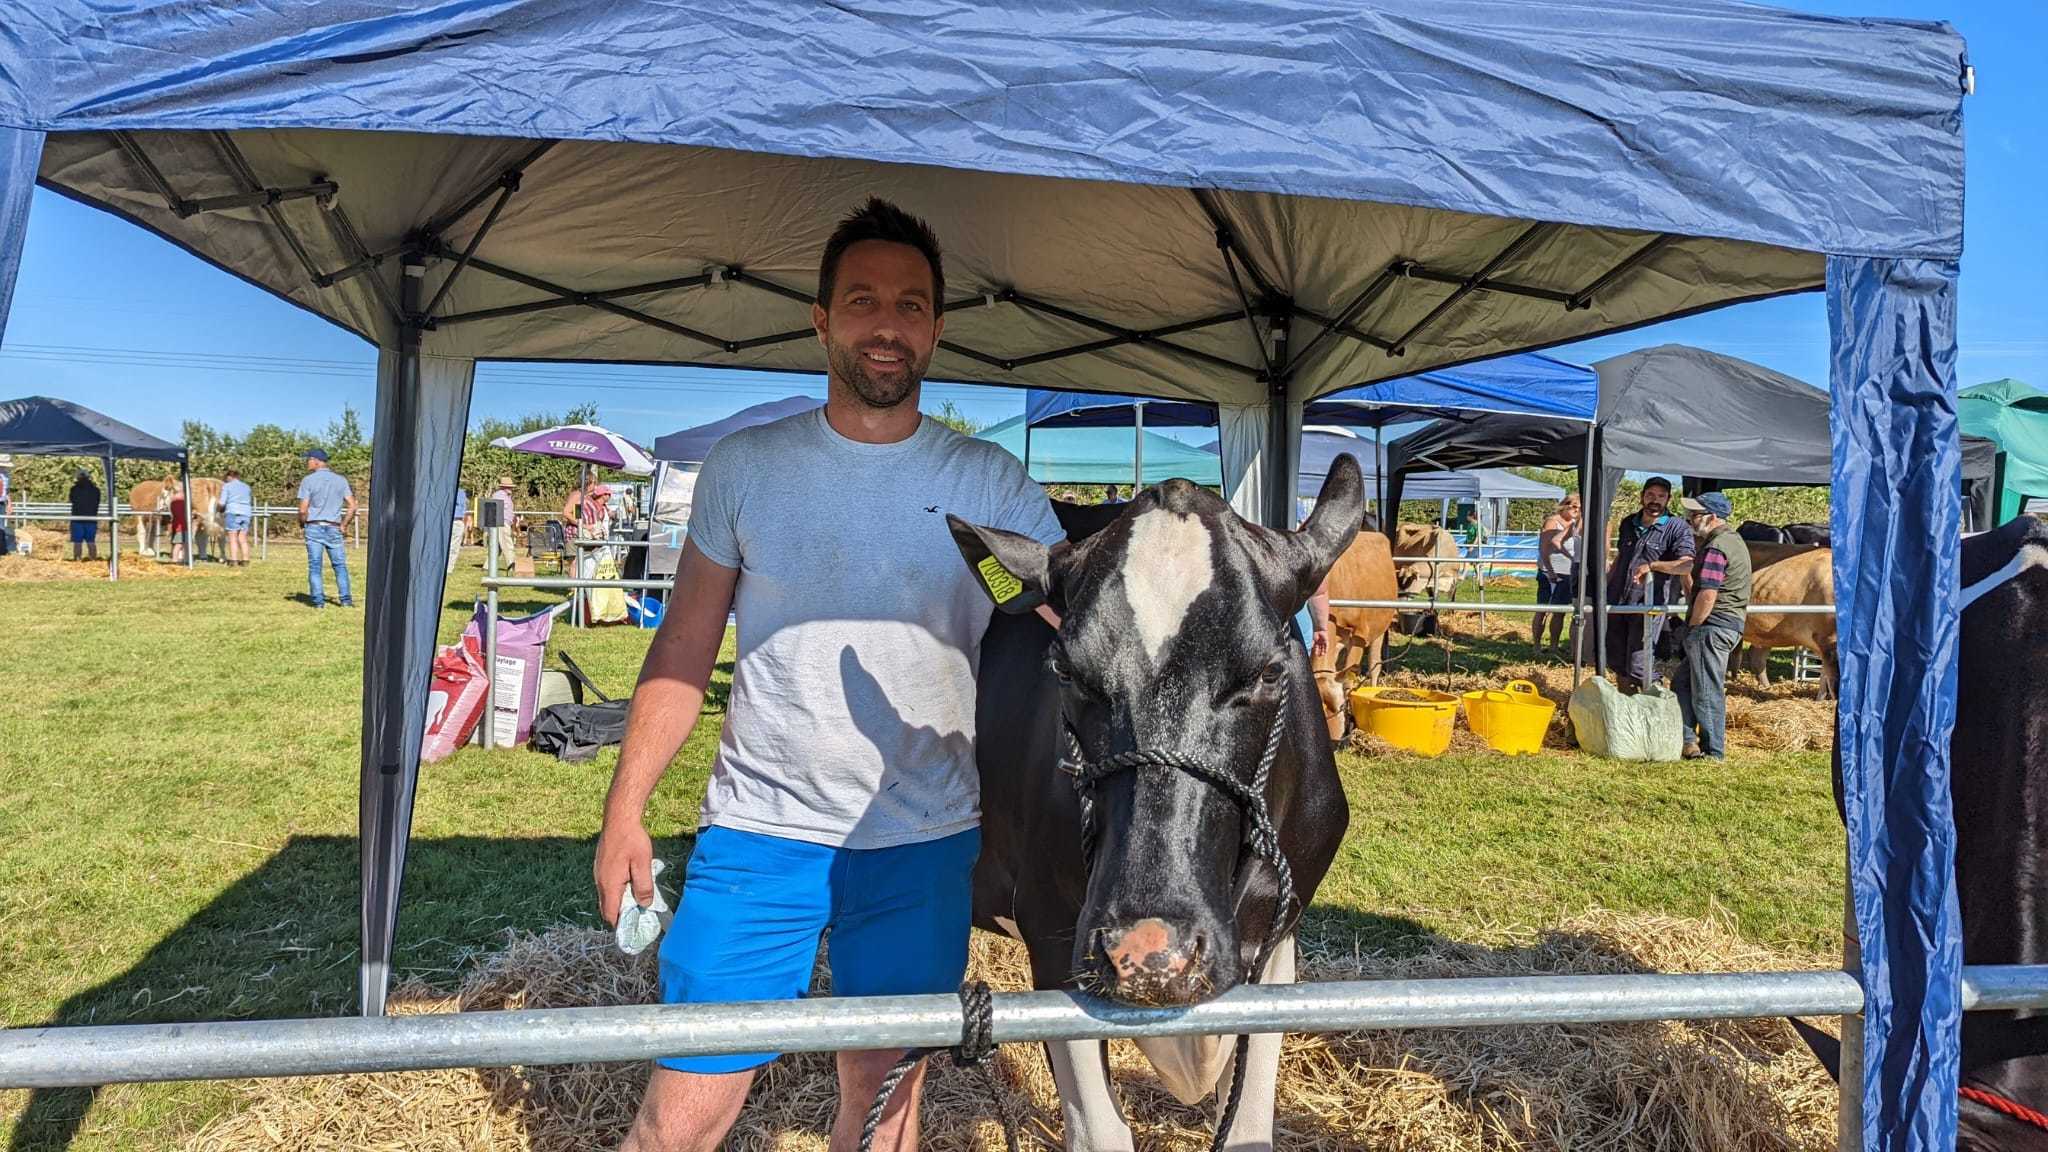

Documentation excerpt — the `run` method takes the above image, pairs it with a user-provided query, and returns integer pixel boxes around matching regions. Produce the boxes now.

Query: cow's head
[950,456,1364,1005]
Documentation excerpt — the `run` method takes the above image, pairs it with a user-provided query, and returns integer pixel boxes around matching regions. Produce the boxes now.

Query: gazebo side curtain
[1829,256,1962,1150]
[0,128,37,337]
[359,342,475,1017]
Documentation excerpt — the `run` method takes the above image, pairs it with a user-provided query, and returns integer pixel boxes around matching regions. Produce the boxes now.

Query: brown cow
[1315,530,1400,738]
[1739,546,1836,697]
[1391,521,1461,598]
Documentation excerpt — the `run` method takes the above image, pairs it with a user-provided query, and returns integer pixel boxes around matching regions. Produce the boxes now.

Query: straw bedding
[0,528,204,583]
[187,912,1837,1151]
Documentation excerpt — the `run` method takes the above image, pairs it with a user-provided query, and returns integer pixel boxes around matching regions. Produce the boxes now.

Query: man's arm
[1687,587,1720,628]
[344,491,358,525]
[594,539,739,924]
[297,498,310,523]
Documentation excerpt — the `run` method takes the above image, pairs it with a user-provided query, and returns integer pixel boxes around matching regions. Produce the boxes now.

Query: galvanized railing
[6,965,2047,1090]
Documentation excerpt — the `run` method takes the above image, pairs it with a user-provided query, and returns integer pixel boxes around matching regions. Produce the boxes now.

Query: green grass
[0,551,1841,1150]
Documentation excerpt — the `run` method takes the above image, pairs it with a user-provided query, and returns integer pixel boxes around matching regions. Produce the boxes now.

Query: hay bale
[188,913,1837,1152]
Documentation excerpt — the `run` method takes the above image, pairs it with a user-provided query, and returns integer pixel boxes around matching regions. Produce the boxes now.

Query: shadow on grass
[7,831,696,1152]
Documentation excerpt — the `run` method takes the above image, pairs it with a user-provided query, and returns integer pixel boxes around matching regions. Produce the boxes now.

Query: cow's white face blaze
[1118,509,1215,666]
[949,457,1367,1007]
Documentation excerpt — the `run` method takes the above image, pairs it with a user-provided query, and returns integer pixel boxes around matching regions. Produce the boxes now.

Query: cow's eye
[1050,651,1074,683]
[1259,659,1286,686]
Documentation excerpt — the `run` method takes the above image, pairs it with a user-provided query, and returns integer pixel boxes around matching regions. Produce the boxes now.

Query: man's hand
[1631,563,1650,584]
[594,818,656,927]
[591,539,736,928]
[1311,629,1331,662]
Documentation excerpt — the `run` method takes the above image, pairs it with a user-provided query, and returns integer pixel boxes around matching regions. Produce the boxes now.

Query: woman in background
[1532,493,1581,656]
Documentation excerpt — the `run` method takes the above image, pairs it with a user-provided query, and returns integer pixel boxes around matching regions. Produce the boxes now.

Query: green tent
[976,415,1221,487]
[1958,379,2048,521]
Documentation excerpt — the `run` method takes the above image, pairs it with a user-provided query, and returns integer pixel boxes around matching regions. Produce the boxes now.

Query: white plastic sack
[1568,677,1685,762]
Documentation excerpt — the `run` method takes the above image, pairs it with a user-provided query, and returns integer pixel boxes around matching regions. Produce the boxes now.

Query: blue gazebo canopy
[1305,351,1597,428]
[0,395,185,461]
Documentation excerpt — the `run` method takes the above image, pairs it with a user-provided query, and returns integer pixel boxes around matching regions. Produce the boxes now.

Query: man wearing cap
[296,448,356,608]
[1608,476,1695,693]
[1668,492,1751,759]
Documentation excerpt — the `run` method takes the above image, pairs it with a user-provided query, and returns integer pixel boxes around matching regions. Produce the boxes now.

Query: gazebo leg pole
[106,450,118,581]
[180,458,194,569]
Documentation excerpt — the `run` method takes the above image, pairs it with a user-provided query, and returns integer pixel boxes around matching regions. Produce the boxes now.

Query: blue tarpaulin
[979,415,1221,486]
[0,5,1969,1145]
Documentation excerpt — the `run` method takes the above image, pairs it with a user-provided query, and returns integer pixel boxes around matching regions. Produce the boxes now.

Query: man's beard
[828,336,928,410]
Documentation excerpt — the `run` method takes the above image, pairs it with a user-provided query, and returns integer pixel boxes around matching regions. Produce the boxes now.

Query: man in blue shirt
[296,449,356,608]
[1604,476,1694,693]
[218,467,255,567]
[449,485,471,575]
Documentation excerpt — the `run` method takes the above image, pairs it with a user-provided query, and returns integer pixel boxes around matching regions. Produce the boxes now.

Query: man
[67,468,101,561]
[1103,484,1123,504]
[594,199,1063,1152]
[1606,476,1694,693]
[486,476,518,567]
[296,448,356,608]
[1670,492,1751,759]
[449,484,471,575]
[219,467,254,567]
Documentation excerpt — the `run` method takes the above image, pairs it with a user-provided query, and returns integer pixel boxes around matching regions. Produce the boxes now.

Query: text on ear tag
[977,554,1023,604]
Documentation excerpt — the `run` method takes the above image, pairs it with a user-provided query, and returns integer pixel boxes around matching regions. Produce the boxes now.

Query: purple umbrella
[489,423,654,475]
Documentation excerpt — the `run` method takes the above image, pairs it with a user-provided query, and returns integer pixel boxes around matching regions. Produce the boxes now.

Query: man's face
[1640,485,1670,518]
[812,239,943,410]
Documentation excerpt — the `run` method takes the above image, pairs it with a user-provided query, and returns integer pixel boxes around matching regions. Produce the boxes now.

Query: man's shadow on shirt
[837,647,978,844]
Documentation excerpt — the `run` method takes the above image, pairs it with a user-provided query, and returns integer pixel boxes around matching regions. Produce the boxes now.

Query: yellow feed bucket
[1461,679,1558,755]
[1349,687,1460,757]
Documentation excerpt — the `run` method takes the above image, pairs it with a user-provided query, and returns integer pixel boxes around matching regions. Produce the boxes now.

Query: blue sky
[2,0,2041,449]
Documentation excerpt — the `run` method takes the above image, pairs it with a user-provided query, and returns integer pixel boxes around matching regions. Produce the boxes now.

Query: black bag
[528,650,628,762]
[528,699,629,762]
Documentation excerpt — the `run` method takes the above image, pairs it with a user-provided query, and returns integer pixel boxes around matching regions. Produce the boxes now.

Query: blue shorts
[656,825,980,1073]
[224,512,251,532]
[70,521,98,544]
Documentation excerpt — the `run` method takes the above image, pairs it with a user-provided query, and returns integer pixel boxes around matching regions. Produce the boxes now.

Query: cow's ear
[948,515,1055,614]
[1278,452,1367,611]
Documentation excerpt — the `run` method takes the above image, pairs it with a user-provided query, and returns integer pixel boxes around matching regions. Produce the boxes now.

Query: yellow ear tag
[976,554,1024,604]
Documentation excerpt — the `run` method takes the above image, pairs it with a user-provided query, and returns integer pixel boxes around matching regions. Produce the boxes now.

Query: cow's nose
[1104,918,1193,981]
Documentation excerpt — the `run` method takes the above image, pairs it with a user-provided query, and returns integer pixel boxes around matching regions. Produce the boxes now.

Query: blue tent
[979,415,1220,486]
[652,396,822,463]
[0,5,1967,1145]
[1305,351,1598,428]
[1026,391,1218,430]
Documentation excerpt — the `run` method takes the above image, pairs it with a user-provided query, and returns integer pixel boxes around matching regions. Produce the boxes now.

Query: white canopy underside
[37,129,1822,406]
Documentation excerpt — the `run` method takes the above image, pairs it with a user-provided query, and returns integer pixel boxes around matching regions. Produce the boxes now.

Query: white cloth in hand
[615,858,671,956]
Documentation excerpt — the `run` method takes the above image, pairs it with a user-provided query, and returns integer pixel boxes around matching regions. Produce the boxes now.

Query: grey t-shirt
[688,408,1064,849]
[296,469,352,523]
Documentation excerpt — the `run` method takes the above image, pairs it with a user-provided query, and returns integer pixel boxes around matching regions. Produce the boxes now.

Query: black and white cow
[1951,515,2048,1151]
[1803,516,2048,1151]
[949,459,1363,1151]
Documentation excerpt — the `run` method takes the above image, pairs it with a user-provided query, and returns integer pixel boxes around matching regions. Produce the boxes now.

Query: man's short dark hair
[818,198,944,313]
[1643,476,1673,493]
